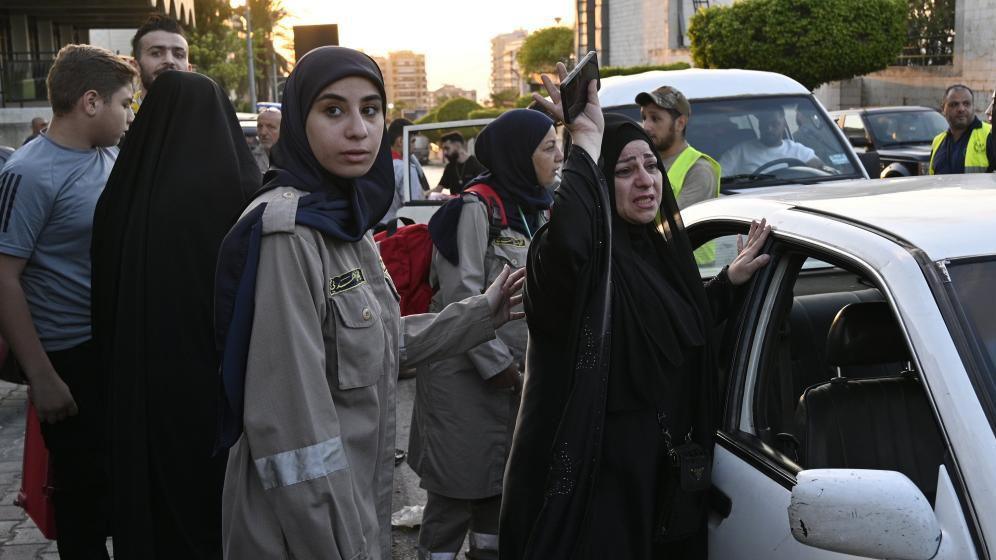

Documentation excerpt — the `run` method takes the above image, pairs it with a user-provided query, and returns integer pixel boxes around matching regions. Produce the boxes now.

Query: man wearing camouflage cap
[636,85,720,210]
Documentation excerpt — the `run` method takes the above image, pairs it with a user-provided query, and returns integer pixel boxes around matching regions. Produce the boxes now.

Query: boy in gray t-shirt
[0,136,117,351]
[0,44,135,557]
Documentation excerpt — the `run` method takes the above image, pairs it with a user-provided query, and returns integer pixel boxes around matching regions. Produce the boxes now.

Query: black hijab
[428,109,554,263]
[600,113,705,411]
[213,46,395,450]
[90,70,259,556]
[472,109,555,233]
[261,46,395,236]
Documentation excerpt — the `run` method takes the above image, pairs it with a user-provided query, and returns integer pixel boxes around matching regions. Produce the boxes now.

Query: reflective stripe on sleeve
[254,436,349,490]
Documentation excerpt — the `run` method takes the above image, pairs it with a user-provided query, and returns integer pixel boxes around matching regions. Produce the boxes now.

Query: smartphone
[559,51,600,124]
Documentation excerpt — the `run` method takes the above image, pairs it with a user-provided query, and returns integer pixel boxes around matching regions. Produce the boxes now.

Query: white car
[685,173,995,559]
[598,69,878,193]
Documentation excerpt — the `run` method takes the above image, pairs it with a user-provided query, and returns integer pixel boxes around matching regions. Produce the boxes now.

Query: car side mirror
[847,135,870,148]
[789,469,940,560]
[857,151,881,177]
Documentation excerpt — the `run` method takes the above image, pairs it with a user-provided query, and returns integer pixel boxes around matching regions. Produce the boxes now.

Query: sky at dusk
[279,0,576,100]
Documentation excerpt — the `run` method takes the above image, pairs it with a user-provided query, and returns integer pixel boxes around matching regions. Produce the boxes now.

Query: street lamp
[231,0,257,111]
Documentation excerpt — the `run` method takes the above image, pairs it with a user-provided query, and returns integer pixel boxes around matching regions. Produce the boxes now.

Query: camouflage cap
[635,86,691,117]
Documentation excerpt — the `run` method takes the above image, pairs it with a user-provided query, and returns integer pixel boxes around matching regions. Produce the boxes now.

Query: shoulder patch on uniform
[329,268,366,296]
[493,236,526,248]
[261,190,300,235]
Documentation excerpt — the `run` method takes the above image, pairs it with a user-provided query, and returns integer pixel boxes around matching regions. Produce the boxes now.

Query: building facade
[576,0,731,67]
[374,50,430,115]
[430,84,477,108]
[0,0,194,144]
[490,30,528,97]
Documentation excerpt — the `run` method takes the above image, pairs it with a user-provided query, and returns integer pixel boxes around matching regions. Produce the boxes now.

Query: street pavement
[0,381,105,559]
[0,377,445,559]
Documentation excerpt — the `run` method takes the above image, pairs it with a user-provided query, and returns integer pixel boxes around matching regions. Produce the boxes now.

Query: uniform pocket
[330,289,386,389]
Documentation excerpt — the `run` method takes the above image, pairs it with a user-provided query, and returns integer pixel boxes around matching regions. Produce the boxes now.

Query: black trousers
[40,340,111,560]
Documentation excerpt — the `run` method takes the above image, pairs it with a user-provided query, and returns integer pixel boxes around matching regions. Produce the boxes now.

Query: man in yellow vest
[929,84,994,174]
[637,86,721,263]
[636,86,721,208]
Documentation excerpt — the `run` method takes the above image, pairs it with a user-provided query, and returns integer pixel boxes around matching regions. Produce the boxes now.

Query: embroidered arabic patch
[493,236,526,248]
[329,268,366,296]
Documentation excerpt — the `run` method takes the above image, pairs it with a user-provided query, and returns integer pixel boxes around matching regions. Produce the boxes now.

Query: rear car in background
[830,106,948,178]
[598,69,875,195]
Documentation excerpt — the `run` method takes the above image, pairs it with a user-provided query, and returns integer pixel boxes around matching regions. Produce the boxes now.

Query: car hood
[875,143,932,160]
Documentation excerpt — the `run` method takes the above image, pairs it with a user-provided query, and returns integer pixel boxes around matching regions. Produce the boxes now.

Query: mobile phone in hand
[559,51,600,124]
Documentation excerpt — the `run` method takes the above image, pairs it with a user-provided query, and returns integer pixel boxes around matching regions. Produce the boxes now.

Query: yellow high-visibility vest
[928,122,991,174]
[665,145,721,265]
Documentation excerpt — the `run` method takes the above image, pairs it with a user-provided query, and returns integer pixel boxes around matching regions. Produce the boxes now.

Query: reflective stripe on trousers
[469,532,498,551]
[417,549,457,560]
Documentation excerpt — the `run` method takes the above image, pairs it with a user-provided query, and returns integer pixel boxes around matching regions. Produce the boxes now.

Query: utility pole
[244,3,257,111]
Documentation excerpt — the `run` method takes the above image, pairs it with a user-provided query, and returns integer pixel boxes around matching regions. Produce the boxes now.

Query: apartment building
[490,30,528,97]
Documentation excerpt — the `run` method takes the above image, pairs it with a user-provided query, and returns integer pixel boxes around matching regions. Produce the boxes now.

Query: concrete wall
[0,108,53,149]
[88,29,136,57]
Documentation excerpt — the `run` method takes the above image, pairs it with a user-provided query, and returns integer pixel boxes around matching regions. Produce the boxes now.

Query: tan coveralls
[222,187,497,560]
[407,195,539,558]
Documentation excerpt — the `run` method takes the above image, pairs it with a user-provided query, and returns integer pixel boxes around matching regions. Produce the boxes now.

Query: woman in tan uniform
[213,47,525,560]
[411,109,563,560]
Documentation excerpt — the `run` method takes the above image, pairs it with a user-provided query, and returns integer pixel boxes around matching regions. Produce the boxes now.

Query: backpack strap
[464,183,507,243]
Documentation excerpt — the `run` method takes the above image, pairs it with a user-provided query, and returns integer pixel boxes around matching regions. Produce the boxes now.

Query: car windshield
[610,95,861,188]
[865,110,948,146]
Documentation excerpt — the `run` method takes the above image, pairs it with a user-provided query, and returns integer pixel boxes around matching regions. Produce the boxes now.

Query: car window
[688,97,859,186]
[865,110,948,146]
[695,233,740,280]
[730,246,947,503]
[947,257,996,423]
[607,96,861,189]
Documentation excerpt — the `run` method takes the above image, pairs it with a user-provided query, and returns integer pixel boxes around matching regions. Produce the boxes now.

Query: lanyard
[518,206,533,240]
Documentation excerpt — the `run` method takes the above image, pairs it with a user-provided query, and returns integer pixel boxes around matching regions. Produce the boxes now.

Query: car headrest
[825,302,910,367]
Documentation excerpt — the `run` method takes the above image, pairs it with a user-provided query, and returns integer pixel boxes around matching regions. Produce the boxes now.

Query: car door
[687,223,974,559]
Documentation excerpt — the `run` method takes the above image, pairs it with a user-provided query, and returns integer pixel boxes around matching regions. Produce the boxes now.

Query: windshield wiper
[721,173,777,184]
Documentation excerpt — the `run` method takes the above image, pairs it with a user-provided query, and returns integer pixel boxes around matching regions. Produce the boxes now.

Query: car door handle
[710,485,732,520]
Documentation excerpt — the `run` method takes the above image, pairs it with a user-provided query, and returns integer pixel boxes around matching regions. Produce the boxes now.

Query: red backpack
[375,184,507,316]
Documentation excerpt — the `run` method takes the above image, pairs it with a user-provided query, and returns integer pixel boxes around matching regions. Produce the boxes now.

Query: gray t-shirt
[0,135,118,351]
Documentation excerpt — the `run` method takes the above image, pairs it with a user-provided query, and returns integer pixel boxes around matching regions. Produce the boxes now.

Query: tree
[468,108,506,119]
[435,98,483,122]
[415,99,485,143]
[600,62,690,78]
[902,0,956,66]
[489,89,519,108]
[188,0,288,109]
[515,95,535,108]
[517,27,574,75]
[688,0,906,91]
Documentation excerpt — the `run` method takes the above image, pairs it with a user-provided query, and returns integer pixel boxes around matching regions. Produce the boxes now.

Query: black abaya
[91,71,260,559]
[500,116,740,560]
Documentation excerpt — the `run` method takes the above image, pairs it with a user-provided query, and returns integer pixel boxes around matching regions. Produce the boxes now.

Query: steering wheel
[752,158,810,175]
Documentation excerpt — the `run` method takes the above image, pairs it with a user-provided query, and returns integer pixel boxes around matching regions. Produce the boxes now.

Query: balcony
[1,0,195,28]
[0,52,56,105]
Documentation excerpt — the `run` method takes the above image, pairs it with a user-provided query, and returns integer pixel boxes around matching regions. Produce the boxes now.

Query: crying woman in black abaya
[499,64,771,560]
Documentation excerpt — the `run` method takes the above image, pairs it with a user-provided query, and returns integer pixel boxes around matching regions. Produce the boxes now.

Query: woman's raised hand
[531,62,605,162]
[727,218,772,286]
[485,265,527,328]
